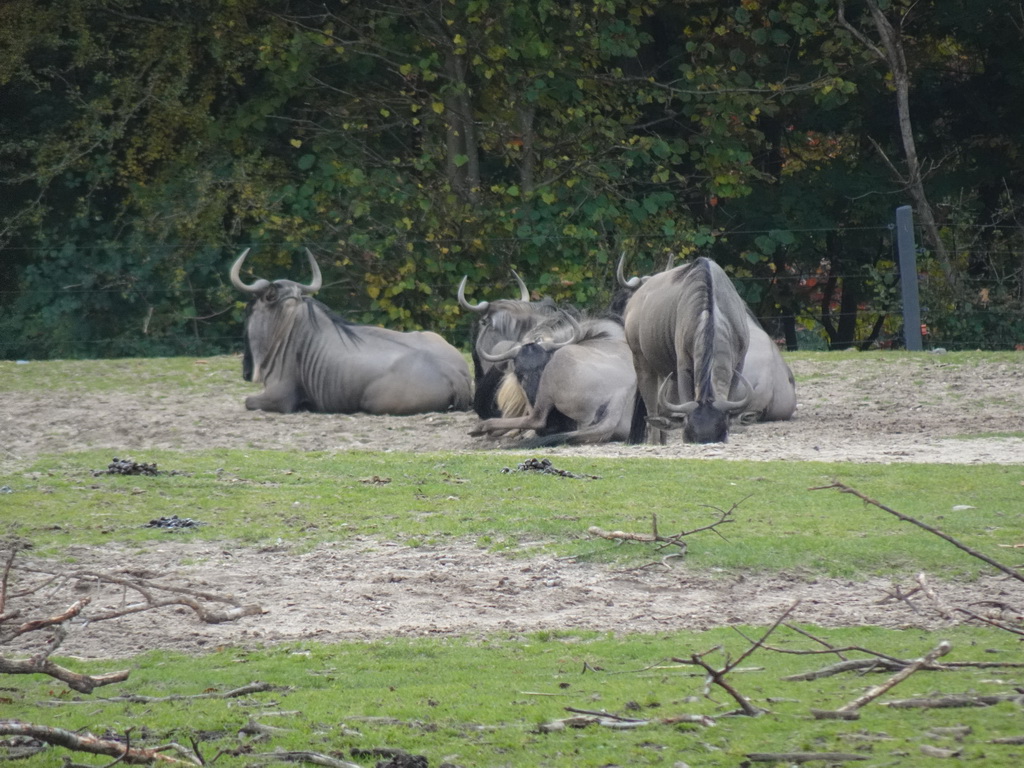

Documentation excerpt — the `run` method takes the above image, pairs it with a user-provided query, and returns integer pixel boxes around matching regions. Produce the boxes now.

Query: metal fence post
[896,205,923,351]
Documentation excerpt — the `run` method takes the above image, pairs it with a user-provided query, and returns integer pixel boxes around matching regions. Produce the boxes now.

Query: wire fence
[2,219,1023,358]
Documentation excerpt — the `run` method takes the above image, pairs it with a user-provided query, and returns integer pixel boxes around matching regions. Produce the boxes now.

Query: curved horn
[230,248,271,295]
[616,252,642,290]
[537,312,583,352]
[477,342,522,364]
[457,275,489,313]
[300,248,323,294]
[511,270,530,301]
[713,372,753,414]
[665,251,676,270]
[657,374,699,417]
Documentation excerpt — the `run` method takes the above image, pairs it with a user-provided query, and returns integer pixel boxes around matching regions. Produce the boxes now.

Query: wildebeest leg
[630,368,666,444]
[522,388,633,447]
[473,365,507,419]
[469,404,554,438]
[245,382,305,413]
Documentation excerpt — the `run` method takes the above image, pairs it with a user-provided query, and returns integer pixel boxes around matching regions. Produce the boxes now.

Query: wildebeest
[457,273,572,418]
[469,315,637,447]
[617,254,797,432]
[623,257,752,444]
[739,313,797,424]
[231,248,472,415]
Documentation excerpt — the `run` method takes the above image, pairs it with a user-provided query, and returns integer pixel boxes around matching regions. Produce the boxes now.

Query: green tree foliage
[1,0,1022,358]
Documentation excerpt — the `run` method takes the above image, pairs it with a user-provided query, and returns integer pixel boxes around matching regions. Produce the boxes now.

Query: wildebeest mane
[304,296,366,345]
[690,258,717,405]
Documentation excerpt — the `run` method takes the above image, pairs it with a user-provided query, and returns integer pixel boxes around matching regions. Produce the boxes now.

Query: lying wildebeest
[457,272,572,418]
[469,315,637,447]
[740,315,797,424]
[231,248,472,415]
[617,254,796,430]
[622,256,752,444]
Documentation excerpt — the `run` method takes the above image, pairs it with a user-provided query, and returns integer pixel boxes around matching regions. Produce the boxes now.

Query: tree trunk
[836,0,956,289]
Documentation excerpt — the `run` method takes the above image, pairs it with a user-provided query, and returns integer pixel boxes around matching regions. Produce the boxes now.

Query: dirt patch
[3,354,1023,659]
[3,355,1023,466]
[10,540,1019,661]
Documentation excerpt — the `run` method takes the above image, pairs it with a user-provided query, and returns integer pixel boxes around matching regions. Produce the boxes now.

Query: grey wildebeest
[469,314,637,447]
[457,272,572,418]
[617,254,796,431]
[623,257,752,444]
[231,248,472,415]
[739,315,797,424]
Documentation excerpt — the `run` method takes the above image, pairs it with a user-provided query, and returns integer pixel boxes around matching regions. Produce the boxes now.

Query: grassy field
[2,352,1024,767]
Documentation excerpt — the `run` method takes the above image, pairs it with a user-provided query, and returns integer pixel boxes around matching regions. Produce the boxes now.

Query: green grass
[3,352,1024,767]
[5,626,1022,767]
[3,449,1022,578]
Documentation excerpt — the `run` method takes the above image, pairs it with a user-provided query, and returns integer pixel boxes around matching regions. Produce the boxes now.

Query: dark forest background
[2,0,1023,358]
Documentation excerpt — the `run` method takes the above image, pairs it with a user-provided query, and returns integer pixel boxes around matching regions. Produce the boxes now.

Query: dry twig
[811,640,952,720]
[672,601,799,716]
[588,500,739,567]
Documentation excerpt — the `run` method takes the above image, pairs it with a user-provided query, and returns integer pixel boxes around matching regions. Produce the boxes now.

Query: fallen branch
[246,750,362,768]
[0,655,130,694]
[811,482,1024,584]
[2,543,265,692]
[745,752,868,763]
[955,607,1024,637]
[784,656,1023,682]
[811,640,951,720]
[883,692,1024,709]
[672,601,799,716]
[58,681,276,704]
[0,722,200,765]
[17,566,266,624]
[588,502,739,566]
[539,708,715,732]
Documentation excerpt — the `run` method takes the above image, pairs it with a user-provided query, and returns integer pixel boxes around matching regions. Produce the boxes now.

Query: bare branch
[810,483,1024,584]
[0,655,130,694]
[0,722,199,765]
[812,640,952,720]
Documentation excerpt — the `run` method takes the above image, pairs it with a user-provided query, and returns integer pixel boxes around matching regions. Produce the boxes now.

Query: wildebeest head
[457,272,563,375]
[231,248,322,383]
[459,272,569,419]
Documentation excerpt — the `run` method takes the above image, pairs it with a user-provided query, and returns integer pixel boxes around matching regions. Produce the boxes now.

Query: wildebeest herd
[230,249,796,445]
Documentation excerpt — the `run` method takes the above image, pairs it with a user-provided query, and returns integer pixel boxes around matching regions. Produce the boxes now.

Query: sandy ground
[3,353,1023,659]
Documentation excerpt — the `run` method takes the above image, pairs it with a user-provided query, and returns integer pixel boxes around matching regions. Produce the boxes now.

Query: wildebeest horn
[477,342,519,364]
[616,253,642,289]
[300,248,322,294]
[477,313,583,363]
[656,374,698,417]
[230,248,271,295]
[511,270,530,301]
[537,312,582,351]
[713,372,753,414]
[457,276,489,313]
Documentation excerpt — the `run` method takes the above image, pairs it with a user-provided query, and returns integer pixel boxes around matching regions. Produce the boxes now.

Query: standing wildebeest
[617,254,796,431]
[469,315,637,447]
[458,273,572,418]
[232,248,472,415]
[623,257,752,444]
